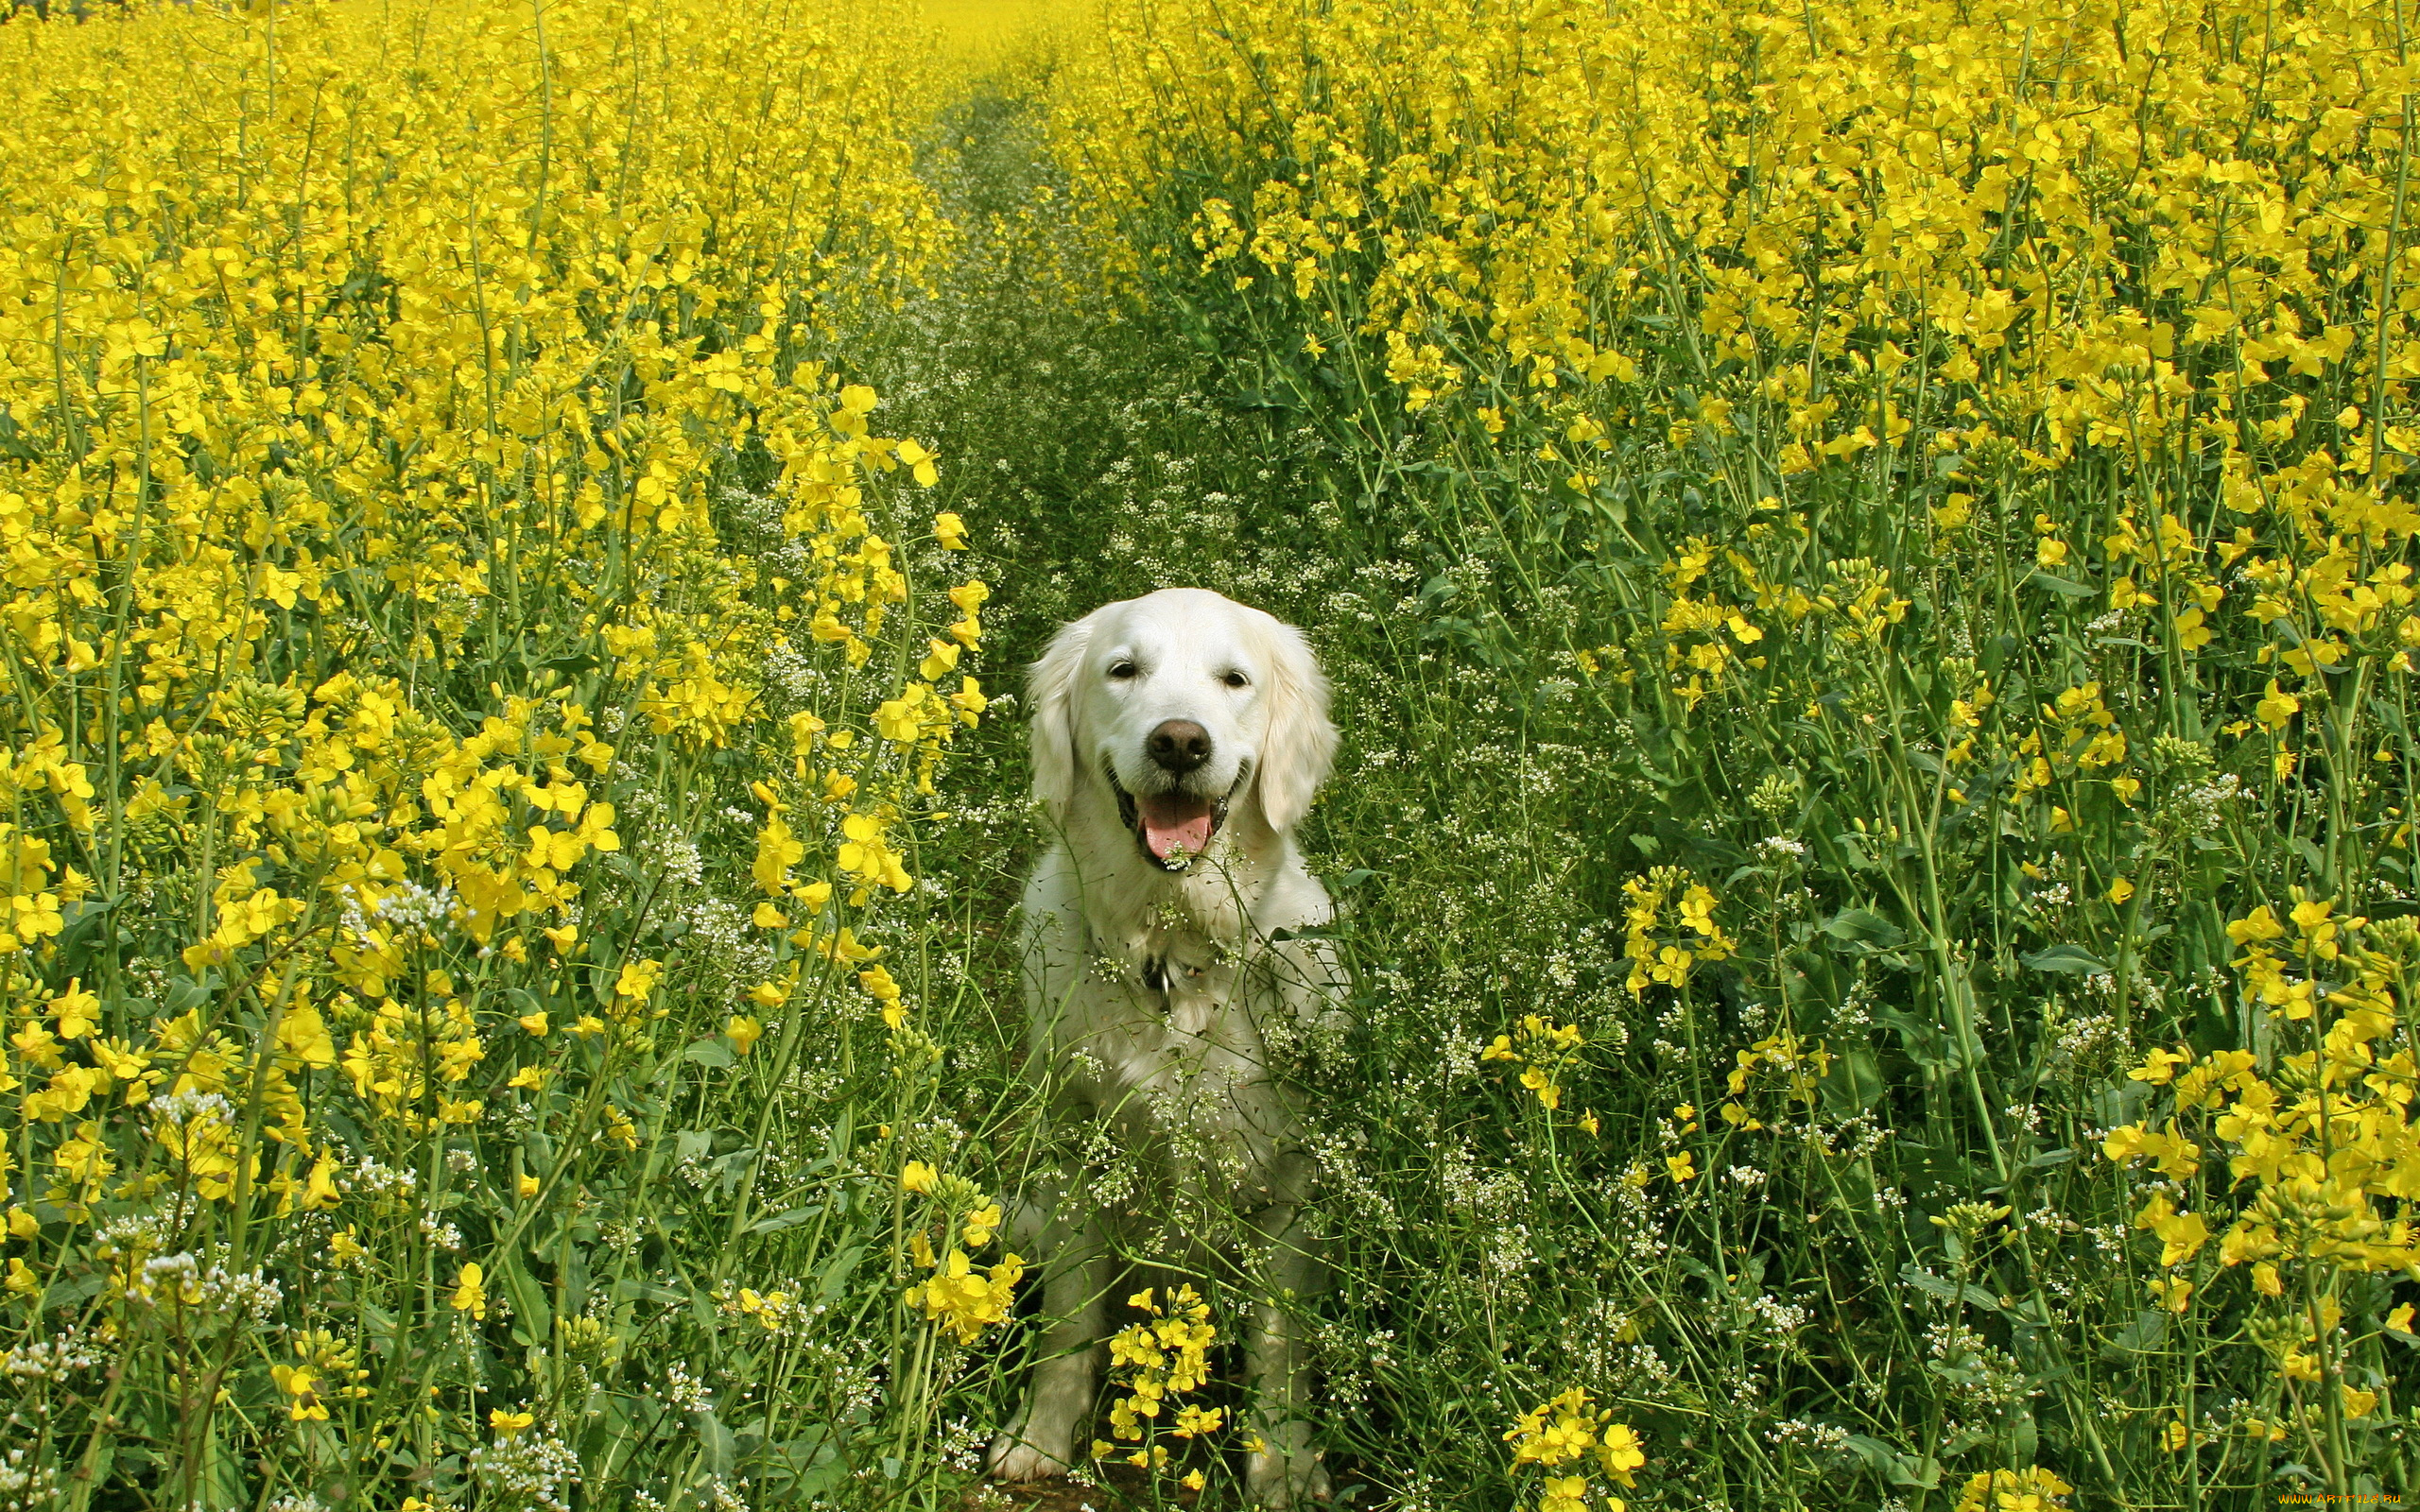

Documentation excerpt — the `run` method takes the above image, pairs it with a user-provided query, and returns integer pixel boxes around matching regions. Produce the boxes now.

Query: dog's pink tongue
[1138,793,1213,860]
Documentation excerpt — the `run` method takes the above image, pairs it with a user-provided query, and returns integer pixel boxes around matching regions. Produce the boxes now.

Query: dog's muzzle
[1109,758,1250,871]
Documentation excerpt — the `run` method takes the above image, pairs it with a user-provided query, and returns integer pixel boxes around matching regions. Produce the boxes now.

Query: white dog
[989,588,1342,1506]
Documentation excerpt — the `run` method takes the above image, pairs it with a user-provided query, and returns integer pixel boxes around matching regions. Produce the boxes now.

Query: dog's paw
[986,1434,1073,1483]
[1245,1448,1331,1508]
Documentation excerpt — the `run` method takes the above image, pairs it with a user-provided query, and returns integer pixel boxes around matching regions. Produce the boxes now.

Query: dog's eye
[1108,661,1137,680]
[1222,670,1250,689]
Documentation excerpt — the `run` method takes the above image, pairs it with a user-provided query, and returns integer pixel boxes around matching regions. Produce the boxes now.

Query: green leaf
[1822,908,1907,952]
[2020,943,2110,974]
[817,1245,865,1303]
[2023,570,2097,597]
[1898,1263,1999,1311]
[495,1248,552,1347]
[698,1407,736,1476]
[1841,1434,1938,1488]
[1819,1046,1887,1114]
[1876,1007,1962,1073]
[749,1205,818,1236]
[2103,1307,2171,1358]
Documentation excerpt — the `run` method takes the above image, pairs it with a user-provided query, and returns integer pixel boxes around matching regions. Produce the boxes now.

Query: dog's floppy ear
[1254,617,1337,833]
[1028,611,1098,820]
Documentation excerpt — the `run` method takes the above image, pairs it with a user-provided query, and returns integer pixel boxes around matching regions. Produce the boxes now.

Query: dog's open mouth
[1110,764,1244,870]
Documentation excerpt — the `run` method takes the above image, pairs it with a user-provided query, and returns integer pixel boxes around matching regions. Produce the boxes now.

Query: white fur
[990,588,1342,1506]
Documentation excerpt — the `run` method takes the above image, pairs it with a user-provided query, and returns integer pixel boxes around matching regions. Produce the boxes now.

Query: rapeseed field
[3,0,2416,1507]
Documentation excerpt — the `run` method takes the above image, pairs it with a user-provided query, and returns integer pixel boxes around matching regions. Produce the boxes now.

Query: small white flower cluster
[91,1210,170,1255]
[937,1416,991,1472]
[471,1429,580,1512]
[661,1359,715,1415]
[1923,1319,2036,1412]
[2047,1011,2127,1080]
[1765,1418,1852,1453]
[351,1156,418,1199]
[793,1339,884,1418]
[655,835,705,887]
[3,1333,102,1381]
[130,1251,282,1320]
[217,1263,285,1323]
[0,1444,60,1512]
[340,879,458,944]
[2168,771,2249,835]
[1748,1292,1813,1338]
[147,1090,233,1129]
[141,1251,202,1297]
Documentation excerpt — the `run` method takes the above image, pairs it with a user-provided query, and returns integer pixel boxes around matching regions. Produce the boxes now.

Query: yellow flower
[491,1408,535,1436]
[1520,1063,1563,1109]
[963,1203,1003,1249]
[1539,1476,1591,1512]
[2152,1209,2209,1267]
[903,1249,1026,1343]
[2255,679,2300,731]
[603,1106,641,1150]
[1598,1421,1644,1483]
[726,1015,764,1055]
[48,982,98,1040]
[301,1153,343,1211]
[452,1263,486,1319]
[271,1365,328,1421]
[1666,1152,1696,1182]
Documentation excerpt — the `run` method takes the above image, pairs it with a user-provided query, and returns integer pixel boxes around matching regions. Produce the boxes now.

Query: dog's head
[1028,589,1336,868]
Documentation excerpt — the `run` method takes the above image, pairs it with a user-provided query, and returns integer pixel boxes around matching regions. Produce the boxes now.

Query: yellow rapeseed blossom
[1506,1387,1645,1510]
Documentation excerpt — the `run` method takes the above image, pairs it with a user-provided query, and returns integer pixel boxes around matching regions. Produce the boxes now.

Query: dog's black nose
[1147,719,1211,774]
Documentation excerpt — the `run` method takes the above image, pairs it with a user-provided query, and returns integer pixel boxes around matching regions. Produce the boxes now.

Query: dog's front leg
[989,1199,1108,1481]
[1244,1202,1331,1507]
